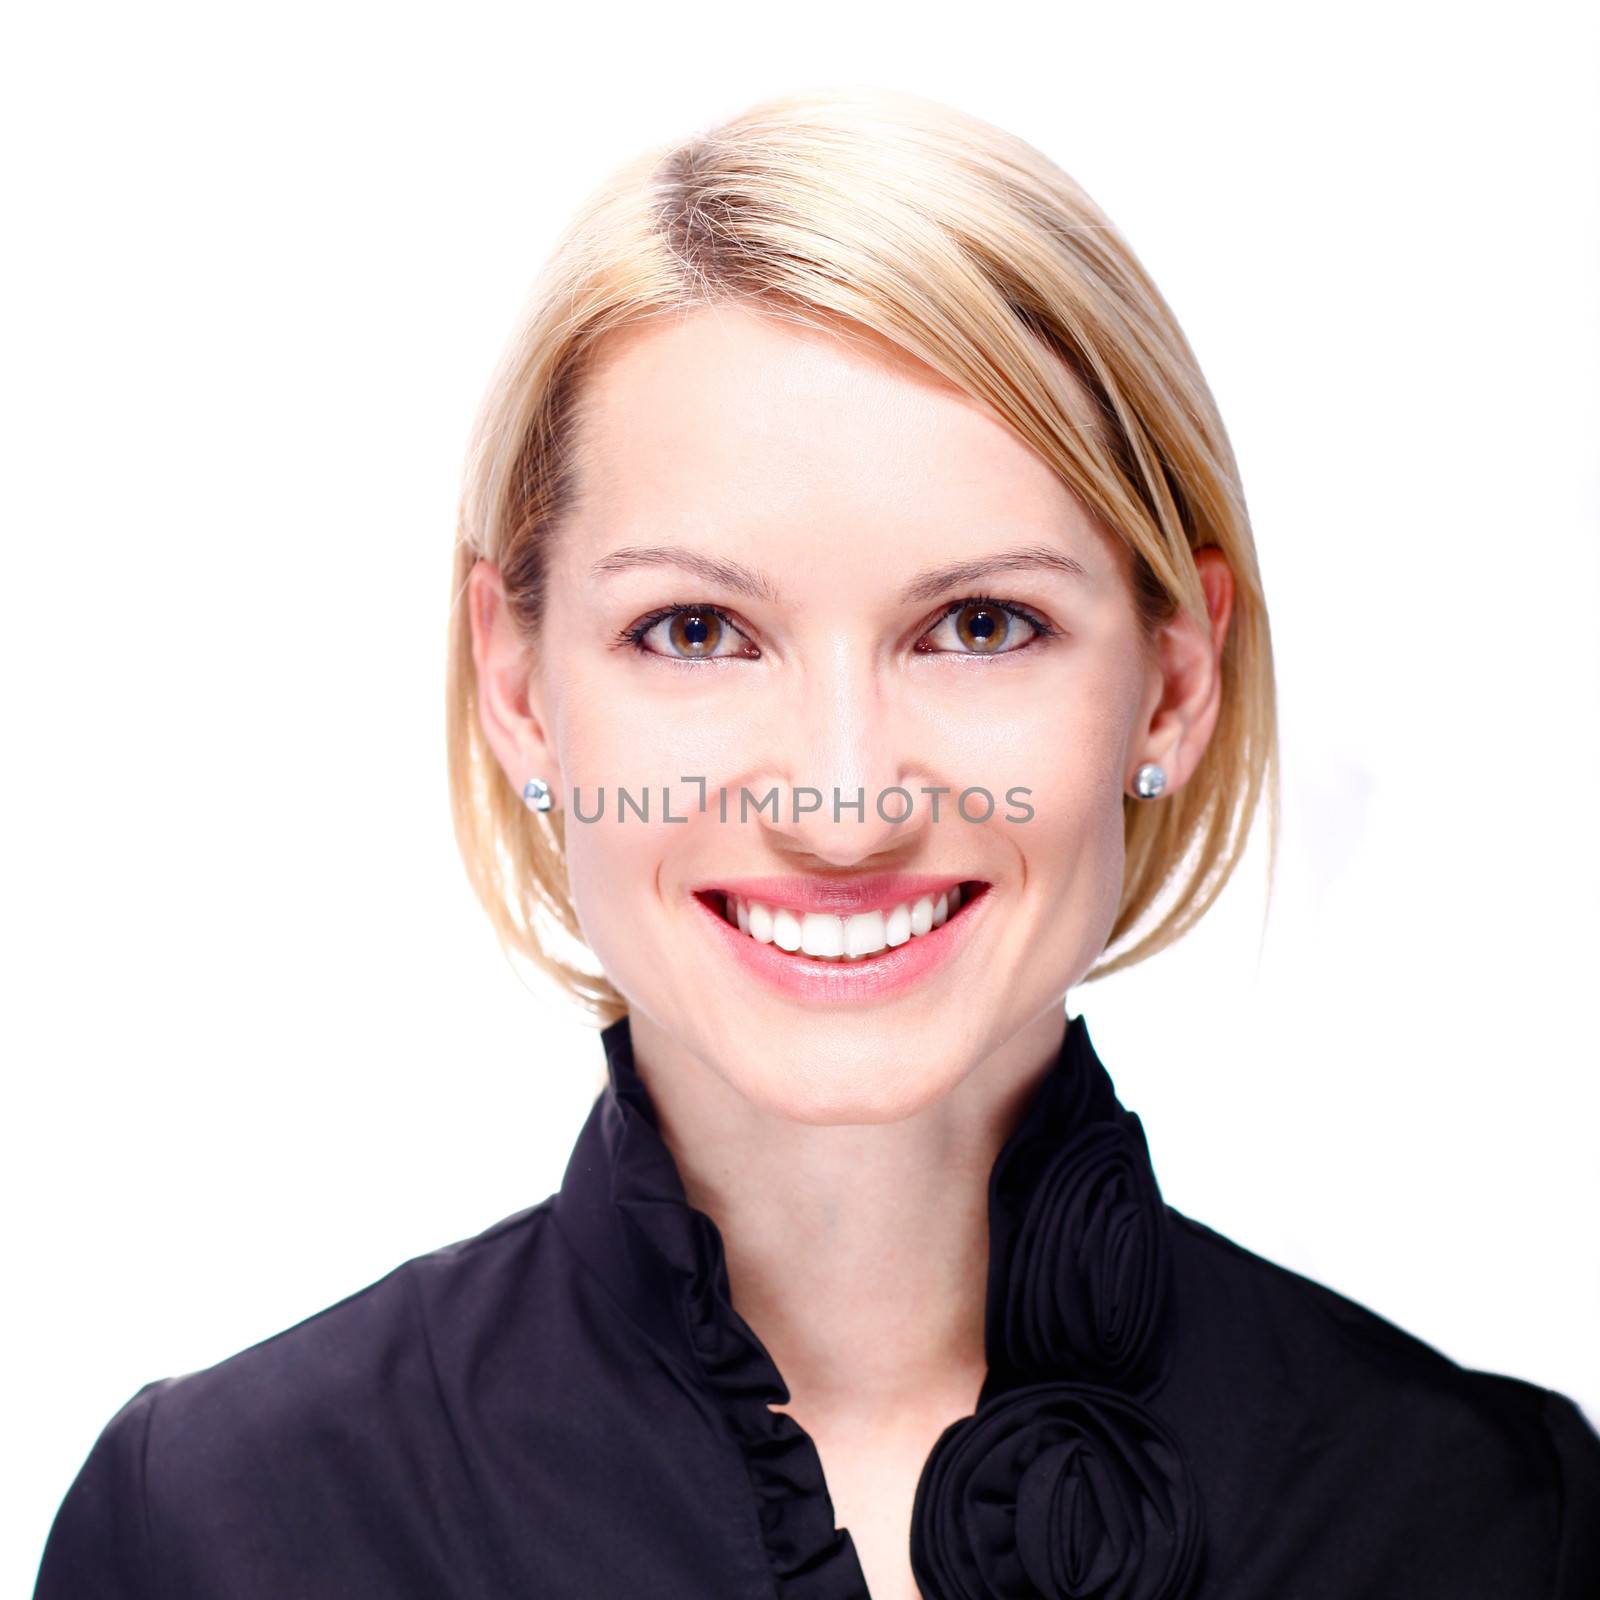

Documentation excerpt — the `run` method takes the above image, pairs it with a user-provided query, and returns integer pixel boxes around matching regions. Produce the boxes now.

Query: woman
[36,86,1600,1600]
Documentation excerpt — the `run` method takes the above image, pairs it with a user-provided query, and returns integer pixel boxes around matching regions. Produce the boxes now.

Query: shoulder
[35,1200,563,1597]
[1164,1206,1600,1595]
[154,1197,558,1445]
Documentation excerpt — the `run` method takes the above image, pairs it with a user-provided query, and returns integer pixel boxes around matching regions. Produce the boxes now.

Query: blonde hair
[446,86,1279,1029]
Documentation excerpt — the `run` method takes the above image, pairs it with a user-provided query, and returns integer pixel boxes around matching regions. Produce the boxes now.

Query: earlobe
[520,777,556,813]
[1130,762,1168,800]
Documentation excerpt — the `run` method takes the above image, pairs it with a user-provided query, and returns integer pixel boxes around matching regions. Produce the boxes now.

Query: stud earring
[522,777,554,813]
[1133,762,1167,800]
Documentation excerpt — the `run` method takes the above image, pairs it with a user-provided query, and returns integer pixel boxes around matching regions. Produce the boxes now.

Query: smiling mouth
[694,881,990,963]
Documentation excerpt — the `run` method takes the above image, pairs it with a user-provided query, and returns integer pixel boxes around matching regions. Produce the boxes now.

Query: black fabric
[34,1010,1600,1597]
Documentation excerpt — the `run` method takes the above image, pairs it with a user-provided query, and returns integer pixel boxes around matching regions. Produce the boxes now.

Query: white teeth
[800,912,844,958]
[844,909,887,958]
[719,886,977,962]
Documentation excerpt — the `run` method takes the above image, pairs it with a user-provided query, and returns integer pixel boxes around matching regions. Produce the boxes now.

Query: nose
[746,653,939,868]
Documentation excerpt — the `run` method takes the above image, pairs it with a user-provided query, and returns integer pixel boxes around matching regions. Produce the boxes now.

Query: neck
[624,1004,1071,1431]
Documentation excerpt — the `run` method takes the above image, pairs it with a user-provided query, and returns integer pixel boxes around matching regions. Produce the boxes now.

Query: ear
[1128,546,1234,795]
[466,559,563,811]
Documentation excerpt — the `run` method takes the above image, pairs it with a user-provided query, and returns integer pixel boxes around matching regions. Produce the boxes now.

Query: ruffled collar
[551,1011,1205,1599]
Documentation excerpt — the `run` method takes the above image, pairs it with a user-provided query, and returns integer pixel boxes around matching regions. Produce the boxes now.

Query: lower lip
[689,885,990,1005]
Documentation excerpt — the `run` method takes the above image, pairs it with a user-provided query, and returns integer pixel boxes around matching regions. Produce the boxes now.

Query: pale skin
[469,302,1232,1599]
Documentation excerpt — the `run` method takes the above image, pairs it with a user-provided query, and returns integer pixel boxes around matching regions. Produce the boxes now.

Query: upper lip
[694,874,984,916]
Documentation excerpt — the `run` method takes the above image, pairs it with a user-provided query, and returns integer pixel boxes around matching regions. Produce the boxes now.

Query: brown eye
[954,602,1010,653]
[921,598,1045,656]
[667,610,722,656]
[623,605,757,660]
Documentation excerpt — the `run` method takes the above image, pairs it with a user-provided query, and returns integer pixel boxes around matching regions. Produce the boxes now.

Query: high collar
[549,1008,1195,1599]
[550,1005,1176,1405]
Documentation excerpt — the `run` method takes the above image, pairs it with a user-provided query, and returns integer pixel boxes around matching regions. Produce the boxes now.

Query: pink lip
[693,872,981,916]
[689,881,990,1005]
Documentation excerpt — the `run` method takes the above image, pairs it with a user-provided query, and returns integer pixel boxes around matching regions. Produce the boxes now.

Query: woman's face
[473,304,1225,1121]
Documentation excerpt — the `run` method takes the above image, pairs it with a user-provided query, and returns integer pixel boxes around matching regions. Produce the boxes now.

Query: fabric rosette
[909,1380,1204,1600]
[996,1111,1172,1392]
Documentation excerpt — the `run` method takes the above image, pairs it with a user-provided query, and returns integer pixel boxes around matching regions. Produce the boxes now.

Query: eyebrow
[895,544,1091,604]
[589,545,781,603]
[588,542,1090,606]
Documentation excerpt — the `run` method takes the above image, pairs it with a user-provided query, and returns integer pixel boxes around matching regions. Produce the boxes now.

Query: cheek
[953,668,1132,975]
[562,816,672,1003]
[935,664,1131,837]
[1015,711,1129,944]
[551,674,740,1001]
[559,667,752,789]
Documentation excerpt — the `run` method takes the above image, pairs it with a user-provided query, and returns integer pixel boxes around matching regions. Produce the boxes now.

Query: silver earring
[522,777,554,813]
[1133,762,1167,800]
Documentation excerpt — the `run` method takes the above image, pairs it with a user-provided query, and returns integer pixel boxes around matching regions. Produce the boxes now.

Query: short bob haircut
[446,85,1279,1029]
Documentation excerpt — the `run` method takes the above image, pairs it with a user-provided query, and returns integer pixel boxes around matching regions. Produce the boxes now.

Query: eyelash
[615,593,1060,660]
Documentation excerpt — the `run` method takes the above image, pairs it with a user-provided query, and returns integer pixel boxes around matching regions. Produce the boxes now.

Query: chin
[728,1046,973,1128]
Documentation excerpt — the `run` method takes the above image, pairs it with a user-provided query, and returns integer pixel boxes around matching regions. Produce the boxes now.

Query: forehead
[567,303,1092,541]
[550,304,1142,619]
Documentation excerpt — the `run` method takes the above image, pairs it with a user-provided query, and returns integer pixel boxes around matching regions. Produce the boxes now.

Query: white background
[4,2,1596,1589]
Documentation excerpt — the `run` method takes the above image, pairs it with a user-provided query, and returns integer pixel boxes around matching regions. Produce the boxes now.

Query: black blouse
[35,1010,1600,1598]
